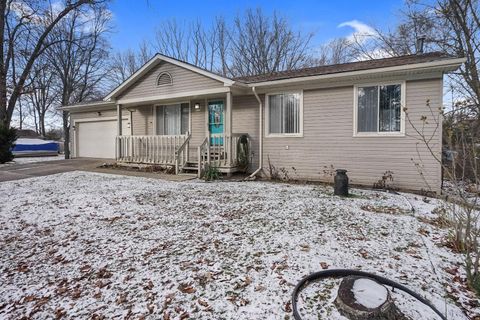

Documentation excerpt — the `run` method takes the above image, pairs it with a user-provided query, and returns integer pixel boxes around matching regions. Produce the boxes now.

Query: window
[157,72,172,86]
[156,103,189,135]
[267,92,302,136]
[356,83,403,134]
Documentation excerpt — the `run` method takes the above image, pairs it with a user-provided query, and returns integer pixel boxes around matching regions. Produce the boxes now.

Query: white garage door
[77,120,128,159]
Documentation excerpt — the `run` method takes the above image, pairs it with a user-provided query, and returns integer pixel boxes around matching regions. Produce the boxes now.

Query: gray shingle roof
[233,52,457,83]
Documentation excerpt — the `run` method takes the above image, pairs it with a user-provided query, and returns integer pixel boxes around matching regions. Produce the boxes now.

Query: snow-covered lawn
[0,171,478,319]
[0,155,64,167]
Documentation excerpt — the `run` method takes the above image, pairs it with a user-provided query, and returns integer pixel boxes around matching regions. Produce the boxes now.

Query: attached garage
[75,118,130,159]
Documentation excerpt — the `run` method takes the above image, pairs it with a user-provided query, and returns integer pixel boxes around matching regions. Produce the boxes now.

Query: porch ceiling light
[194,103,200,110]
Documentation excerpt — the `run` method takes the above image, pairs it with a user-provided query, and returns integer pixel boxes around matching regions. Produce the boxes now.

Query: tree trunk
[18,98,23,130]
[39,112,46,137]
[0,0,7,128]
[63,111,70,159]
[32,109,38,134]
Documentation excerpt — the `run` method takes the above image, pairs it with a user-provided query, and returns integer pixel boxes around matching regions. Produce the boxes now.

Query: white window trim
[153,101,191,135]
[156,71,173,87]
[265,90,304,138]
[353,81,406,137]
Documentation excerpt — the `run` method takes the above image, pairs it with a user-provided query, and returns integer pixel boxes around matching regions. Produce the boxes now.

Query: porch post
[226,91,233,167]
[116,104,122,160]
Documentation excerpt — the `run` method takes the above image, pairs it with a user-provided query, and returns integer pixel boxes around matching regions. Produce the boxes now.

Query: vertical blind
[357,86,378,132]
[268,93,301,134]
[163,105,180,135]
[357,84,401,133]
[156,103,189,135]
[379,85,401,132]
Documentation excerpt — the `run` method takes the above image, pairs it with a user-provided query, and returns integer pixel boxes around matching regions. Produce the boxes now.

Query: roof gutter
[58,101,116,112]
[245,57,466,87]
[247,86,263,180]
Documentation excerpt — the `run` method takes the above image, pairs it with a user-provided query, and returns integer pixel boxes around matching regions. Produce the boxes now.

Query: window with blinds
[356,84,402,134]
[267,92,302,136]
[156,103,189,135]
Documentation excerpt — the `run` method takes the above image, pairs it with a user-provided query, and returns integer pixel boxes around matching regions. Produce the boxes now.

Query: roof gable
[105,54,235,101]
[116,60,229,101]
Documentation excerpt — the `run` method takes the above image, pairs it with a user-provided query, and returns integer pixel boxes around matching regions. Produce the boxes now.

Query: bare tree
[0,0,106,128]
[214,16,230,76]
[109,40,152,86]
[348,6,436,59]
[153,18,220,72]
[228,9,313,77]
[349,0,480,115]
[315,38,355,65]
[154,19,190,62]
[47,4,111,158]
[16,94,28,130]
[405,100,480,298]
[151,9,314,77]
[27,57,58,136]
[434,0,480,114]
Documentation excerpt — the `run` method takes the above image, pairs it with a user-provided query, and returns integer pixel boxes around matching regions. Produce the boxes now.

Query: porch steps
[177,173,198,179]
[181,161,199,173]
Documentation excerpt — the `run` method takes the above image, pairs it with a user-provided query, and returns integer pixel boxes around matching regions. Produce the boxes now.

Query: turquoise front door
[208,100,224,145]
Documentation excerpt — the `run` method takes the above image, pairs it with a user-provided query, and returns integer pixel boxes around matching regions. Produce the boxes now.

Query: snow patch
[0,171,475,319]
[15,138,57,145]
[352,278,388,309]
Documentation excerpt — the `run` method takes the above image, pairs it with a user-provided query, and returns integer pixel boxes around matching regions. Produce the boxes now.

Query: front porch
[114,91,253,177]
[115,132,250,176]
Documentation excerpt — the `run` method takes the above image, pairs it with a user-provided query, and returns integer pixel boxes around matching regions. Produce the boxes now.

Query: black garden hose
[292,269,447,320]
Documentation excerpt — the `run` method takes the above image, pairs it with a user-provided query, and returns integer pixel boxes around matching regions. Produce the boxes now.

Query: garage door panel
[77,120,128,159]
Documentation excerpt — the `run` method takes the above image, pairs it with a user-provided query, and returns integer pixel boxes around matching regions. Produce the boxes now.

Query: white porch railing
[175,134,191,174]
[117,132,249,177]
[197,133,250,177]
[116,134,188,165]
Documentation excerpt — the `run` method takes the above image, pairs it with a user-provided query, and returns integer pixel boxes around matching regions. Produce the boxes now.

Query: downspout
[248,86,263,179]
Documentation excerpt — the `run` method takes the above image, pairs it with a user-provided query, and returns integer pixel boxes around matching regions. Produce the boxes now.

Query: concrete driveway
[0,158,108,182]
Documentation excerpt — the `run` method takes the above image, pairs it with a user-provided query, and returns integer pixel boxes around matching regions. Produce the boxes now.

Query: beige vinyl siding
[118,61,224,101]
[232,95,260,171]
[190,100,207,160]
[131,106,154,135]
[262,78,442,192]
[70,109,117,120]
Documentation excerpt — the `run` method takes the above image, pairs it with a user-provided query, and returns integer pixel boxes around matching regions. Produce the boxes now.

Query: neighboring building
[60,52,465,192]
[17,129,42,139]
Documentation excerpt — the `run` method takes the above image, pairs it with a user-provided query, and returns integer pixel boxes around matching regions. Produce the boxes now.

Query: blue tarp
[13,142,59,152]
[12,138,59,156]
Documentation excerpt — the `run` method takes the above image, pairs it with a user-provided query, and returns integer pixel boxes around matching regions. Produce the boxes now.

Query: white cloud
[338,20,376,43]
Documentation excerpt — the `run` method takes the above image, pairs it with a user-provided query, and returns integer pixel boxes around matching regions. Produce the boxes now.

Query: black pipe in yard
[291,269,447,320]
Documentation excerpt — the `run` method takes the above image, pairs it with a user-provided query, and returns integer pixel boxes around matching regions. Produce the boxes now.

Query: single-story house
[60,52,465,193]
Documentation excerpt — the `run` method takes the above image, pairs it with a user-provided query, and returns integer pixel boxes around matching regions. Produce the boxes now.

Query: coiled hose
[291,269,447,320]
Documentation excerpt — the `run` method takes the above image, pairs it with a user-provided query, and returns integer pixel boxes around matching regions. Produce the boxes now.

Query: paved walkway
[0,158,197,182]
[0,158,106,182]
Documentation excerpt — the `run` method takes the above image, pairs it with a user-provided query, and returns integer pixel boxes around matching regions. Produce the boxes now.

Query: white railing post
[207,136,210,166]
[197,146,201,178]
[116,104,122,159]
[114,134,200,167]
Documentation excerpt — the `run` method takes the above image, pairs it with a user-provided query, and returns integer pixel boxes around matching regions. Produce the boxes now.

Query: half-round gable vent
[157,72,173,86]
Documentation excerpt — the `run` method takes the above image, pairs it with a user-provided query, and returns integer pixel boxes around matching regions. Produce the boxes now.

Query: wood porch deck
[115,133,250,177]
